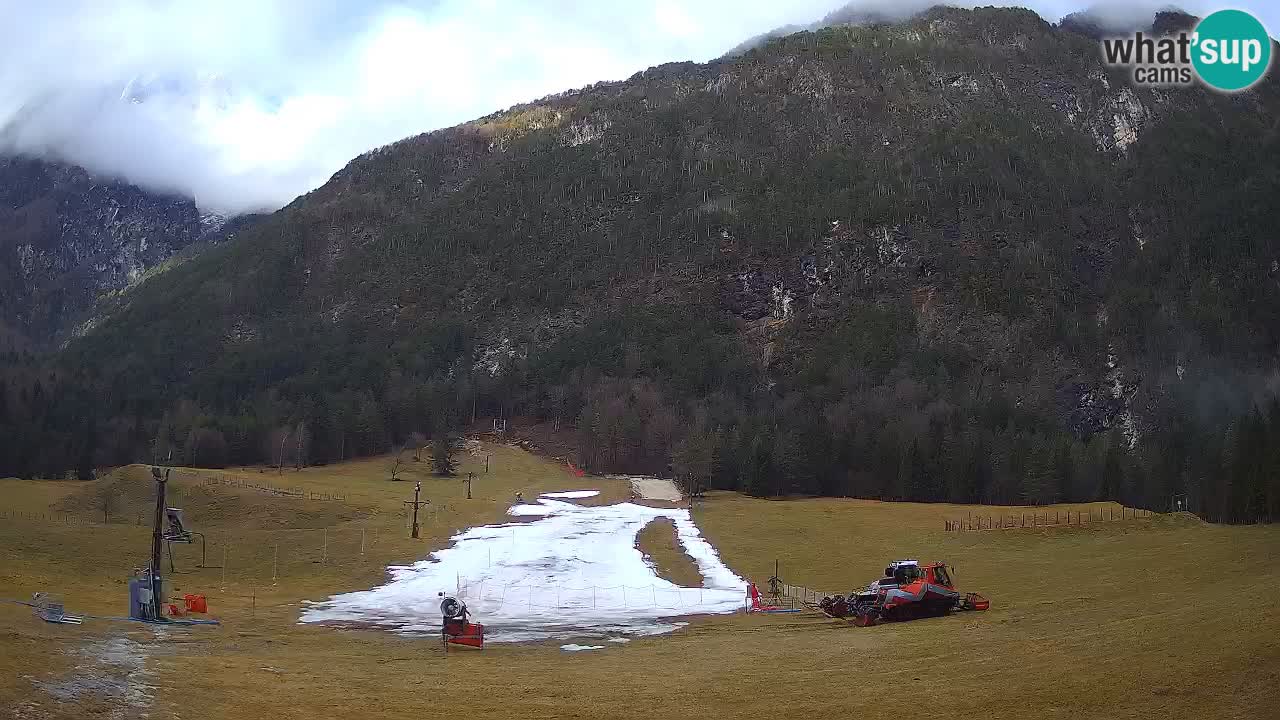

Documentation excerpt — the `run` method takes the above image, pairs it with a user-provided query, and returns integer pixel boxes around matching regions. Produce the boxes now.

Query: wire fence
[195,474,347,501]
[0,502,466,583]
[0,515,758,621]
[776,582,834,606]
[0,483,244,526]
[454,578,747,611]
[0,509,97,525]
[945,506,1155,532]
[0,519,373,589]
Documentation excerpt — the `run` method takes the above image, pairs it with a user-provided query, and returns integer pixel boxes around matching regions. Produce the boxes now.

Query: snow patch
[560,644,605,652]
[508,503,556,517]
[302,500,747,642]
[540,490,600,499]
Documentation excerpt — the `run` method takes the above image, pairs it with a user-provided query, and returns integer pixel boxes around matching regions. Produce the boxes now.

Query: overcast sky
[0,1,1275,214]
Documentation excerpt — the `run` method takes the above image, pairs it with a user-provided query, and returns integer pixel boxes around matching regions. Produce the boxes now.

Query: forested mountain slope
[9,7,1279,522]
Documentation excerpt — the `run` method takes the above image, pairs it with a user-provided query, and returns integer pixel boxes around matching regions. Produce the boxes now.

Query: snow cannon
[439,593,484,650]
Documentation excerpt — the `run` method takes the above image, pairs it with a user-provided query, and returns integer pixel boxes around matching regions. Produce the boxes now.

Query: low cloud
[0,1,1265,214]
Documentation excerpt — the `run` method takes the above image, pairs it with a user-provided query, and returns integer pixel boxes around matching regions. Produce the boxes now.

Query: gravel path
[627,477,682,502]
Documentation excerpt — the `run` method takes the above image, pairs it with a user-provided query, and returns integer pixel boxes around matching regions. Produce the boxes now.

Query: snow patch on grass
[301,499,746,642]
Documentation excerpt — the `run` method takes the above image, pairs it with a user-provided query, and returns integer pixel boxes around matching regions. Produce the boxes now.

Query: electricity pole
[295,421,305,471]
[149,466,169,620]
[405,481,428,539]
[277,428,290,475]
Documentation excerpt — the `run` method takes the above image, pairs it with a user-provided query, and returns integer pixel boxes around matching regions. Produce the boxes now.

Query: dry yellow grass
[2,445,1278,720]
[636,517,704,587]
[1,479,82,513]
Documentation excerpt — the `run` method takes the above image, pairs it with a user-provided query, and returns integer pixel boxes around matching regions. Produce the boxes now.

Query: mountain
[724,1,935,57]
[8,7,1280,521]
[0,155,238,350]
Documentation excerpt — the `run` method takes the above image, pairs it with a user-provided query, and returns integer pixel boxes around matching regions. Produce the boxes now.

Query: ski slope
[300,492,747,642]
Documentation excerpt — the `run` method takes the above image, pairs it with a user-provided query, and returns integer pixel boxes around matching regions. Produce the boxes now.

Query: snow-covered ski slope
[300,492,747,642]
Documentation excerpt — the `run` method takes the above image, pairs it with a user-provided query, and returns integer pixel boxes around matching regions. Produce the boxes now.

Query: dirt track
[626,476,681,502]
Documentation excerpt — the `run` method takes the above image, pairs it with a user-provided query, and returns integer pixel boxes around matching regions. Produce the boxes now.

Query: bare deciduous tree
[408,432,427,462]
[96,482,120,523]
[389,447,406,481]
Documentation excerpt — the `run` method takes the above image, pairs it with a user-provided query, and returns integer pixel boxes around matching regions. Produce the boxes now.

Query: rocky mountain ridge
[0,155,240,349]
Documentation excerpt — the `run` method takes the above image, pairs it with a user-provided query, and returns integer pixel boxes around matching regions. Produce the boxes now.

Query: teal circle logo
[1192,10,1272,92]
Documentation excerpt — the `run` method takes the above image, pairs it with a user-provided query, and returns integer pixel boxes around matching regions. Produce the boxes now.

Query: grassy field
[1,444,1278,719]
[636,517,704,587]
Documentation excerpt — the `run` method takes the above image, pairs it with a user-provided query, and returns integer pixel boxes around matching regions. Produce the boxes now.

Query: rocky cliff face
[0,156,217,349]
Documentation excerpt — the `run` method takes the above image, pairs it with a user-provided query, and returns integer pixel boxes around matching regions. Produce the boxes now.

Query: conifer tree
[432,434,457,477]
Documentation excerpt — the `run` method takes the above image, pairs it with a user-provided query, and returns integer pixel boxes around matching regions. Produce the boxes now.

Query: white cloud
[655,0,701,37]
[0,1,1274,214]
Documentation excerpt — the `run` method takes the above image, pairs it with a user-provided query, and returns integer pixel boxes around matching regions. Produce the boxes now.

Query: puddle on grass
[33,634,167,719]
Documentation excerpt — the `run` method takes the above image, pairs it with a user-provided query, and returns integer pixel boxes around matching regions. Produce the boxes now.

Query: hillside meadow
[1,444,1276,719]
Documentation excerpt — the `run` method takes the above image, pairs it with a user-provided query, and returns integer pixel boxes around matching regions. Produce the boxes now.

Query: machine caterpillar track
[819,560,989,626]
